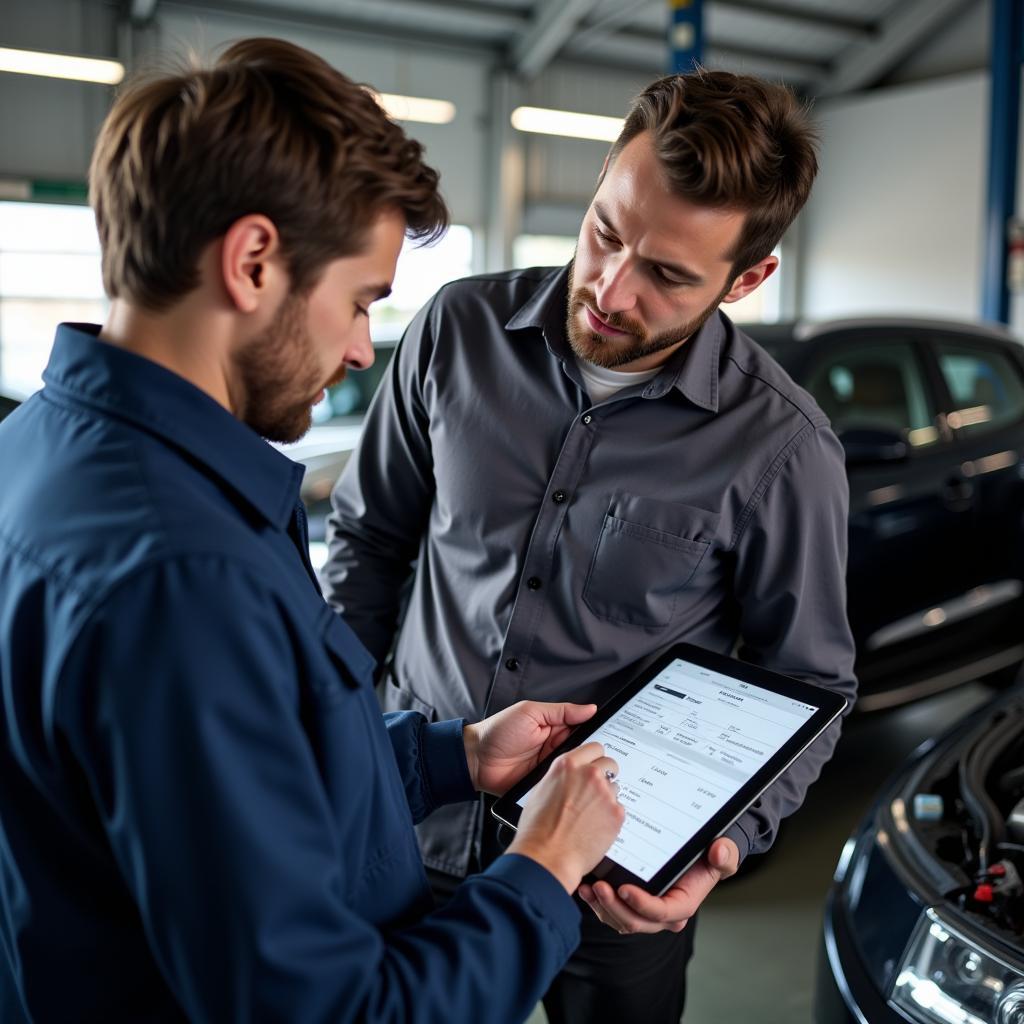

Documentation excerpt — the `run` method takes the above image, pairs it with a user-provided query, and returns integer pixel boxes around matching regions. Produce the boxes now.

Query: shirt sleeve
[728,421,858,860]
[321,299,437,666]
[56,555,578,1024]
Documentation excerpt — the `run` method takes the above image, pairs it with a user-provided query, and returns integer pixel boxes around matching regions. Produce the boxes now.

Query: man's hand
[578,836,740,935]
[507,742,626,894]
[463,700,598,796]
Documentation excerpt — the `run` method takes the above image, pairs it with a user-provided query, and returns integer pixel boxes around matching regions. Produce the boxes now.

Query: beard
[565,259,730,370]
[234,291,343,444]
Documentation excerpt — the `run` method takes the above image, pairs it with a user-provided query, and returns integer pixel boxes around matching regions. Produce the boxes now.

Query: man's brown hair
[89,37,448,310]
[609,69,818,276]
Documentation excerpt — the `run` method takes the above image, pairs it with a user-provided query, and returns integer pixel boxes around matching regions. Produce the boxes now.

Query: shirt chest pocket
[582,494,720,628]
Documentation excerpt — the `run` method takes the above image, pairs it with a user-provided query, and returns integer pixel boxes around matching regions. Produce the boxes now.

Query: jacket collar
[42,324,304,530]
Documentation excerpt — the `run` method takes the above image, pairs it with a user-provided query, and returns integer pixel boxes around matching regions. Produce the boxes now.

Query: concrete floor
[527,679,996,1024]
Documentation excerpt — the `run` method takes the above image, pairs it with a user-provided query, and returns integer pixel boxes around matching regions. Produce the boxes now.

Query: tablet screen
[515,655,821,881]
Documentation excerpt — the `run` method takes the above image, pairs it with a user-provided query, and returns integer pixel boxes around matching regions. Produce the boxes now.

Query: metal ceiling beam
[571,0,872,59]
[714,1,873,41]
[173,0,527,42]
[816,0,978,97]
[562,30,828,87]
[512,0,602,78]
[568,0,656,57]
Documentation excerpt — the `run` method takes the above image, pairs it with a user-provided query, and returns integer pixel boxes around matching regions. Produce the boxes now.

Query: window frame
[924,332,1024,441]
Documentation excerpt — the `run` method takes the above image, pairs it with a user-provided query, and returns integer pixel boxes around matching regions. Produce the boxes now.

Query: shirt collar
[505,264,722,413]
[42,324,304,530]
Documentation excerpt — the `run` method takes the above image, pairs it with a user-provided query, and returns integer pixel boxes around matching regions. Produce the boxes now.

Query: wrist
[506,837,582,896]
[462,722,481,791]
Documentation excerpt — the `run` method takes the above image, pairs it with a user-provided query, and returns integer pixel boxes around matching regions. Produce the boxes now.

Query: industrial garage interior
[3,2,1023,1023]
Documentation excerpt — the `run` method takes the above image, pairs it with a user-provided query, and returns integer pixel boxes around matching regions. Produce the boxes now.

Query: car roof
[742,316,1021,346]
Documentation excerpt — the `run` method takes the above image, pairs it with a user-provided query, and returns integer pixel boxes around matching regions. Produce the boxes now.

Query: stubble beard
[565,260,730,370]
[235,292,340,444]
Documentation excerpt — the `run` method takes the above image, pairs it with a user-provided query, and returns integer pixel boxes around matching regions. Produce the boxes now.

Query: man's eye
[651,265,684,286]
[594,226,617,245]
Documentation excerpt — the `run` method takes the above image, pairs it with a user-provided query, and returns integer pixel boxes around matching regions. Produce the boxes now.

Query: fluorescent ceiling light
[375,92,456,125]
[0,46,124,85]
[511,105,623,142]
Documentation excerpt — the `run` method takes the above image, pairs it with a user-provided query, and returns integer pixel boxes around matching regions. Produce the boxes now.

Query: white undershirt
[574,355,661,404]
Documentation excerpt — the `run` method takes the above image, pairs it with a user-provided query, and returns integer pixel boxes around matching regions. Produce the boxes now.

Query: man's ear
[721,255,779,304]
[221,214,283,314]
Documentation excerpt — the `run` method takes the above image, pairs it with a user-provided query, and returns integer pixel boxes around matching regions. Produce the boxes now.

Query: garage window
[0,201,106,394]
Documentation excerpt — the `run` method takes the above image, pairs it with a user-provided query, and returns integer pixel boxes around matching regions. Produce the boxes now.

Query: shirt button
[582,414,592,425]
[527,576,542,590]
[552,489,567,504]
[505,657,520,671]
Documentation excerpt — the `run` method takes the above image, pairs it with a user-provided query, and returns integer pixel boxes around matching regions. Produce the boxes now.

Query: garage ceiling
[136,0,983,98]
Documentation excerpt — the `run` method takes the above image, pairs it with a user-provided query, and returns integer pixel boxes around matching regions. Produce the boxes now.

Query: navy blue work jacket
[0,324,578,1023]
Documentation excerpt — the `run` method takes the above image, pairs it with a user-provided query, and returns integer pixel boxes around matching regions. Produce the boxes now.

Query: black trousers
[426,809,697,1024]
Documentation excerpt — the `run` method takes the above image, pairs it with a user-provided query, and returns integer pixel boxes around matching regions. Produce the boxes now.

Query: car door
[801,332,972,660]
[928,331,1024,616]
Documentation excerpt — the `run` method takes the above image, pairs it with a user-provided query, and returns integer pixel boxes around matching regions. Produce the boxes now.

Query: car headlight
[891,907,1024,1023]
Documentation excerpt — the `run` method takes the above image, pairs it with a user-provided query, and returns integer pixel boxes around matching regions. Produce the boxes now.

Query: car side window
[805,341,940,449]
[934,340,1024,436]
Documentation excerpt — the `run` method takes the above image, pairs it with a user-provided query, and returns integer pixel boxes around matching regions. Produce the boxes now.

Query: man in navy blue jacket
[0,39,625,1023]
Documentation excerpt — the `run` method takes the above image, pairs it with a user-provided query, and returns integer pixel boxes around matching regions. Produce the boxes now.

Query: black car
[746,318,1024,711]
[815,685,1024,1023]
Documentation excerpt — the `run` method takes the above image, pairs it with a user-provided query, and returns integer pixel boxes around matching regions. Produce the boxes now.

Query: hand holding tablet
[493,643,846,897]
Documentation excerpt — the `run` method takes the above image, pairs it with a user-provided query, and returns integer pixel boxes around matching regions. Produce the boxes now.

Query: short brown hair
[609,70,818,276]
[89,37,448,309]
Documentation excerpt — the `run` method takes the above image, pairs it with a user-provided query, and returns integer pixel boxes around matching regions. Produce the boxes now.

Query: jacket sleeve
[384,711,477,823]
[56,556,579,1024]
[321,299,438,667]
[725,421,858,860]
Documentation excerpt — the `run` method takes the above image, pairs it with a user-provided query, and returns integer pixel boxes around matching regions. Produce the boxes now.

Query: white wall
[800,71,989,323]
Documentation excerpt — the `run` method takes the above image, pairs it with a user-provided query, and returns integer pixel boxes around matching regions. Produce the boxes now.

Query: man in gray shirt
[324,69,857,1023]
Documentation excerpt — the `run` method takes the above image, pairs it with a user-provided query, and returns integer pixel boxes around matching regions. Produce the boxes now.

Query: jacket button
[552,489,567,503]
[582,414,592,425]
[527,576,542,590]
[505,657,520,671]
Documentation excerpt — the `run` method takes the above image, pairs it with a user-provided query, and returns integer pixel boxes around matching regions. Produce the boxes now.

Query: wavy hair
[90,37,448,309]
[609,69,819,275]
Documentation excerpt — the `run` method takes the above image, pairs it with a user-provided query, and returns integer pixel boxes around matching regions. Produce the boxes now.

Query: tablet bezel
[490,642,847,896]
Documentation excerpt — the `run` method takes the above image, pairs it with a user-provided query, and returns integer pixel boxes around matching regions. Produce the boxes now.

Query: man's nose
[594,260,638,315]
[343,323,375,371]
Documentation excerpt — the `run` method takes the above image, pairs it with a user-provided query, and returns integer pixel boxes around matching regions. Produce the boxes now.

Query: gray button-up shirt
[324,265,857,876]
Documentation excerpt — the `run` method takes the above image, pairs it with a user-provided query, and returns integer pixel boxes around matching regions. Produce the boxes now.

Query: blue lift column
[982,0,1024,324]
[668,0,704,73]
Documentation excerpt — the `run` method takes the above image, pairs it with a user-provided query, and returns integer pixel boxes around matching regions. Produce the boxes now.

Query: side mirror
[839,427,908,465]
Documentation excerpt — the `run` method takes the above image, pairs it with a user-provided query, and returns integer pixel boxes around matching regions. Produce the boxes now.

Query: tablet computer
[491,643,847,896]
